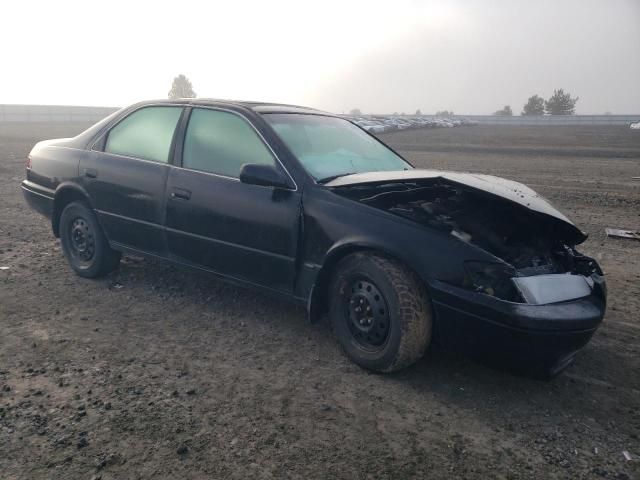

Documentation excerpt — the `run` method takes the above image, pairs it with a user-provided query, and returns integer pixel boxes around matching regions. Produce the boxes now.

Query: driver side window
[182,108,275,178]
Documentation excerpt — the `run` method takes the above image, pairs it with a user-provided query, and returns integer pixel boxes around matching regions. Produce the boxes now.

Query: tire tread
[367,253,432,372]
[330,251,433,372]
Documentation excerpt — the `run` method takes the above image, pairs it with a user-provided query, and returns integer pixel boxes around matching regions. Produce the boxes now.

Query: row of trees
[495,89,579,116]
[353,88,578,118]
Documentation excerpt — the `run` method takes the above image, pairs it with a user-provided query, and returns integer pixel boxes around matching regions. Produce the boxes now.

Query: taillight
[26,155,32,169]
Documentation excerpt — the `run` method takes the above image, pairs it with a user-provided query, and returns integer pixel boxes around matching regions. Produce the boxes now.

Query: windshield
[263,114,412,181]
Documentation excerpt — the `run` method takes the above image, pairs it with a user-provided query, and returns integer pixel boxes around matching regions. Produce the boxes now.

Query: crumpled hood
[326,169,587,242]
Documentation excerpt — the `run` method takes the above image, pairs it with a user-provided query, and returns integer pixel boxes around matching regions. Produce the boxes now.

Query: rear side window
[182,108,275,177]
[105,106,182,163]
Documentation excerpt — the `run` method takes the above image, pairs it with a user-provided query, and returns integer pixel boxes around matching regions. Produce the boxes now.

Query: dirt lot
[1,123,639,479]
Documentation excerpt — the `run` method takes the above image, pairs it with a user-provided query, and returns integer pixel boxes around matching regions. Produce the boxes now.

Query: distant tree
[168,74,196,99]
[435,110,454,117]
[545,89,578,115]
[494,105,513,116]
[521,95,545,115]
[349,108,362,116]
[415,109,422,115]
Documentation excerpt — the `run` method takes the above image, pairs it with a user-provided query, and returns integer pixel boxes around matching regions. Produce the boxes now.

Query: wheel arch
[52,183,94,237]
[307,240,432,323]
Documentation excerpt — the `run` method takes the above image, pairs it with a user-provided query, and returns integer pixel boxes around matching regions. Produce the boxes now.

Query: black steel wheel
[68,217,96,265]
[329,252,433,372]
[59,201,121,278]
[345,279,390,351]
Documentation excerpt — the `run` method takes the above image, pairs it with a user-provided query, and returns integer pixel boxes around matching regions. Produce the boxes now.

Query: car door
[82,105,184,256]
[165,107,300,294]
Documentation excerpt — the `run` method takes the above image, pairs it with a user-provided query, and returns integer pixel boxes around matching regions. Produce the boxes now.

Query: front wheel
[329,252,433,372]
[59,201,121,278]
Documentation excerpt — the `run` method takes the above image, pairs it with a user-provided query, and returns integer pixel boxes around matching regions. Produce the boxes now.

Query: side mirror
[239,164,292,189]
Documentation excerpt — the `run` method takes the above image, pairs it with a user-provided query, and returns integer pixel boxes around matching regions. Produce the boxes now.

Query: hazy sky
[2,0,639,114]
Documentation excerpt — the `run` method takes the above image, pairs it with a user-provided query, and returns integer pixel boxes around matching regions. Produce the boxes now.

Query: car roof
[136,98,335,116]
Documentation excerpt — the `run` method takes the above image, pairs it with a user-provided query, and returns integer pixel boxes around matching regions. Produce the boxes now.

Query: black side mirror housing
[239,164,293,189]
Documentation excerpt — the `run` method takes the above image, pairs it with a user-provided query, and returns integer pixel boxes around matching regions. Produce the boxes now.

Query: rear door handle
[84,168,98,178]
[170,188,191,200]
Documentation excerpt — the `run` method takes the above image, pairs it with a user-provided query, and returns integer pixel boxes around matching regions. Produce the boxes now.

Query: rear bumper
[430,277,606,378]
[21,180,54,219]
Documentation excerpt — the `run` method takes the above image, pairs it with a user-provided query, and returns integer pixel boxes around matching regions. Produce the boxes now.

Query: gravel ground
[1,123,639,479]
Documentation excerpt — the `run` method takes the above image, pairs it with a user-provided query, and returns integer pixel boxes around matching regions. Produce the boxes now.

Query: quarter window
[182,108,275,177]
[105,106,182,163]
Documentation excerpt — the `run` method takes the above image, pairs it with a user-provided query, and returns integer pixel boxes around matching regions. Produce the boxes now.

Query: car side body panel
[23,139,86,234]
[21,98,607,377]
[27,140,81,193]
[80,150,170,256]
[165,166,301,293]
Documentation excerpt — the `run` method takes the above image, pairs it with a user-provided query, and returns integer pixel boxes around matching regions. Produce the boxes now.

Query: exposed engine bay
[334,180,602,303]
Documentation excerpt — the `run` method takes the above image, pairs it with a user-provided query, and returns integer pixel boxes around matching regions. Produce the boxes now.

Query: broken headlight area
[464,260,599,304]
[511,274,593,305]
[464,261,520,301]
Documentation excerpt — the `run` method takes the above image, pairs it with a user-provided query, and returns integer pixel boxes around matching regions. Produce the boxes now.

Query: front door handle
[170,188,191,200]
[84,168,98,178]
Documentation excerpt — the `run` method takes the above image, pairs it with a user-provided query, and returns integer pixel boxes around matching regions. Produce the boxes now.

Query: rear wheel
[59,201,121,278]
[329,252,433,372]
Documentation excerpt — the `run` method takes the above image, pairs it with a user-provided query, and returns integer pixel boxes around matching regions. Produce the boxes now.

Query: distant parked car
[459,118,477,126]
[380,119,399,131]
[357,121,386,134]
[341,115,477,130]
[630,121,640,130]
[392,119,412,130]
[433,119,454,128]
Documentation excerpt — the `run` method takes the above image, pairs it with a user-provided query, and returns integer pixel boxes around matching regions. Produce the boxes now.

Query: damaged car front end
[325,170,606,377]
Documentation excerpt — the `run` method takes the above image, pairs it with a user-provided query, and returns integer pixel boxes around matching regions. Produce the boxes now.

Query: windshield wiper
[317,172,357,184]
